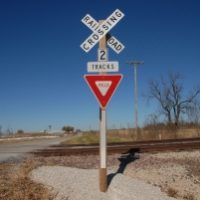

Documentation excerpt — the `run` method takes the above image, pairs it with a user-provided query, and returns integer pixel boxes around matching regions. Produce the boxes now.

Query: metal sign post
[99,107,107,191]
[98,32,107,192]
[81,9,125,193]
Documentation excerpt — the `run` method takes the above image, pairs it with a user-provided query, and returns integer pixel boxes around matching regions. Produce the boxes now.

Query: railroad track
[33,137,200,157]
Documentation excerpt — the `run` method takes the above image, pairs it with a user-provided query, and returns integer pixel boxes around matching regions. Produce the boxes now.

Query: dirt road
[0,136,66,163]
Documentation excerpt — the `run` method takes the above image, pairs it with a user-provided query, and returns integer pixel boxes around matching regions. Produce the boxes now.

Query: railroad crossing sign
[80,9,125,53]
[84,74,123,108]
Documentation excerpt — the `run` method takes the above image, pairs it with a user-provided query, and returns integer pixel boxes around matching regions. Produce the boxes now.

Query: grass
[0,159,55,200]
[164,156,200,200]
[167,185,196,200]
[167,187,178,198]
[62,127,200,145]
[183,194,195,200]
[62,126,200,145]
[185,159,200,181]
[1,132,54,138]
[62,132,133,145]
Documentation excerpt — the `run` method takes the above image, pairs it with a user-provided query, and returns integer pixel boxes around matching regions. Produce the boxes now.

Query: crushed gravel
[31,166,175,200]
[124,151,200,200]
[30,150,200,200]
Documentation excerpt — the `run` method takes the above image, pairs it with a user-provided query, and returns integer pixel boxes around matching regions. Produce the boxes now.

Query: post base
[99,168,107,192]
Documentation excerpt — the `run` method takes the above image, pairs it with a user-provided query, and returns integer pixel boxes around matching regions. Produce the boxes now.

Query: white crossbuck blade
[80,9,125,54]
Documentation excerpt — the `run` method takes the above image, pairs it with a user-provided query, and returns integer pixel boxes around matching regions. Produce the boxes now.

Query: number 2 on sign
[98,49,108,61]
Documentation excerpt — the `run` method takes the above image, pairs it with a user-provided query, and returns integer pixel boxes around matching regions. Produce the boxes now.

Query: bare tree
[48,125,52,132]
[186,100,200,124]
[148,72,200,127]
[0,125,2,137]
[6,127,14,136]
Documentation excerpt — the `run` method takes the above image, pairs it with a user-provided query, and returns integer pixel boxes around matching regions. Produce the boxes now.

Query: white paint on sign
[81,14,99,32]
[81,14,125,54]
[107,36,125,54]
[80,9,125,53]
[95,81,112,96]
[87,61,119,72]
[98,49,108,61]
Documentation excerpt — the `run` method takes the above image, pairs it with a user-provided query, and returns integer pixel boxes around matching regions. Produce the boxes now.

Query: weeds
[167,187,178,198]
[62,132,133,145]
[183,194,195,200]
[0,159,54,200]
[186,159,200,179]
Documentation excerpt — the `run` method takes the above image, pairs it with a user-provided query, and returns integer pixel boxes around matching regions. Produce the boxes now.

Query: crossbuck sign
[80,9,125,54]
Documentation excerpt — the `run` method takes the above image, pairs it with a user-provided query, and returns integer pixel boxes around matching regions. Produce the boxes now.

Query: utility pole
[126,60,144,137]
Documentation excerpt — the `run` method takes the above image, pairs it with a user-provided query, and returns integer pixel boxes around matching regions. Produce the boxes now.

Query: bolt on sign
[80,9,125,53]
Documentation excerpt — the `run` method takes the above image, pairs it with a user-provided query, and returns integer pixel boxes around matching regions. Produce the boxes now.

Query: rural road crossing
[0,136,66,163]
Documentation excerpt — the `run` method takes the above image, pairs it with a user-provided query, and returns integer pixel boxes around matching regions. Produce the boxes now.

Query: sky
[0,0,200,132]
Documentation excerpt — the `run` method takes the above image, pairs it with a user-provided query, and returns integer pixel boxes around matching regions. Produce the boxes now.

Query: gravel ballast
[31,166,175,200]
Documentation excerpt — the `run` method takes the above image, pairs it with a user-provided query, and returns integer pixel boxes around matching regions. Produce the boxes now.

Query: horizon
[0,0,200,132]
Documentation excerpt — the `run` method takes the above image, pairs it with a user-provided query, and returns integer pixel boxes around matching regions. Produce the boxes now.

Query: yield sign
[84,74,123,109]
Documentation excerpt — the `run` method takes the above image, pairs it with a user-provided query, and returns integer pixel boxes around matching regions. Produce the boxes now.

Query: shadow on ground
[107,148,140,187]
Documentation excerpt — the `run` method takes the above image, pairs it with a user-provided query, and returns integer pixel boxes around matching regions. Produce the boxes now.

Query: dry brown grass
[167,187,178,198]
[183,194,195,200]
[0,159,55,200]
[2,132,55,138]
[62,132,134,145]
[84,127,200,143]
[168,187,195,200]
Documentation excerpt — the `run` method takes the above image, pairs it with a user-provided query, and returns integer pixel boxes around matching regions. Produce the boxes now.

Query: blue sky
[0,0,200,132]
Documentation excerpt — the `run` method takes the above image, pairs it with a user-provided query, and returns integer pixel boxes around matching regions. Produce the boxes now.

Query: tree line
[147,72,200,127]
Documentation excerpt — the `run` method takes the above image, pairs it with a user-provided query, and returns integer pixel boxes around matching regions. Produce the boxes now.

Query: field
[61,132,133,145]
[62,127,200,145]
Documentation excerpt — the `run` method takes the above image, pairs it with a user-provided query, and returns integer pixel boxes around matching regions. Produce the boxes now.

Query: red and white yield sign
[84,74,123,109]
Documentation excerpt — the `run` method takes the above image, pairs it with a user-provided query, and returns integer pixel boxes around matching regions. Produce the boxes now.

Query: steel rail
[32,137,200,157]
